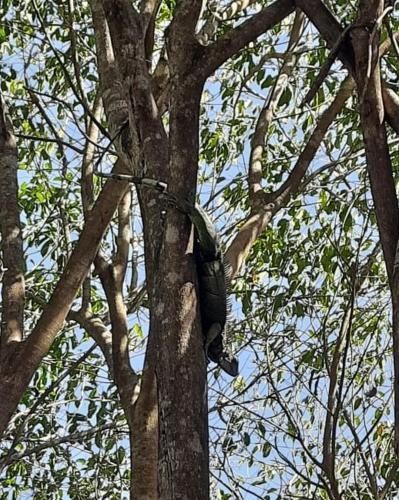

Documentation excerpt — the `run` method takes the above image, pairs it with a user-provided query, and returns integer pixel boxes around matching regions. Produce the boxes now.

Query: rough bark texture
[0,92,25,433]
[100,0,214,496]
[350,1,399,284]
[0,94,25,351]
[99,1,165,496]
[155,10,210,494]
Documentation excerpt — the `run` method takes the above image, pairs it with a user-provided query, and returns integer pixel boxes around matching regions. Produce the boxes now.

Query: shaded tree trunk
[350,0,399,452]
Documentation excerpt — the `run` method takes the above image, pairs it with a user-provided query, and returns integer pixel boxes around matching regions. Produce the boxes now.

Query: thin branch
[15,133,84,154]
[358,6,393,105]
[342,409,378,497]
[322,281,356,498]
[80,92,103,312]
[115,189,131,278]
[140,0,162,63]
[31,0,108,138]
[26,72,67,167]
[295,0,399,136]
[0,170,130,437]
[380,459,399,499]
[93,191,139,420]
[384,18,399,60]
[197,0,258,45]
[272,76,354,203]
[67,0,87,112]
[81,90,102,215]
[67,310,113,373]
[3,422,123,465]
[248,9,304,209]
[0,344,97,471]
[225,76,354,278]
[302,24,352,106]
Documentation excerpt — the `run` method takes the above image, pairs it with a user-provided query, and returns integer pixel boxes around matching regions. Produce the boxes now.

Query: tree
[1,0,399,498]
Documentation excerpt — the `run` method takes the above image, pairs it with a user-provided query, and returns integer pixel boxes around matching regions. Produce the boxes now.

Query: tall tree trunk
[351,0,399,451]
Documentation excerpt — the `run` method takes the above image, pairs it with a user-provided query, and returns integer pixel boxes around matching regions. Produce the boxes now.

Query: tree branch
[102,0,168,178]
[0,343,97,471]
[140,0,160,29]
[351,0,399,283]
[350,0,399,455]
[81,90,102,215]
[90,0,129,137]
[3,422,122,465]
[272,78,355,204]
[169,0,203,44]
[197,0,258,45]
[343,409,378,497]
[225,76,354,278]
[68,310,113,371]
[31,0,108,138]
[0,91,25,350]
[140,0,162,64]
[197,0,296,79]
[248,9,304,209]
[67,0,87,110]
[0,171,129,438]
[322,281,356,498]
[15,133,84,154]
[96,190,139,418]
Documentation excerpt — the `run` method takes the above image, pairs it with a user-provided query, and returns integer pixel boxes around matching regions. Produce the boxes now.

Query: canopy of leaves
[0,0,398,498]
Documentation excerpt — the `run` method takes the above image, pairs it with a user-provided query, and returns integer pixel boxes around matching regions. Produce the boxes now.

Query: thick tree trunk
[351,1,399,283]
[130,100,209,498]
[351,0,399,452]
[0,91,26,435]
[158,98,209,500]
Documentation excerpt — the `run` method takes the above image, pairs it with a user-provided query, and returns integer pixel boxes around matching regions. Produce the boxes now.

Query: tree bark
[350,0,399,452]
[0,92,25,351]
[152,3,210,497]
[350,0,399,287]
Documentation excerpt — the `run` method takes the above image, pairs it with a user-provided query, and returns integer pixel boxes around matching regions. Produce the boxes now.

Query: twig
[302,24,352,106]
[31,0,108,138]
[15,133,84,154]
[0,344,97,471]
[2,422,124,466]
